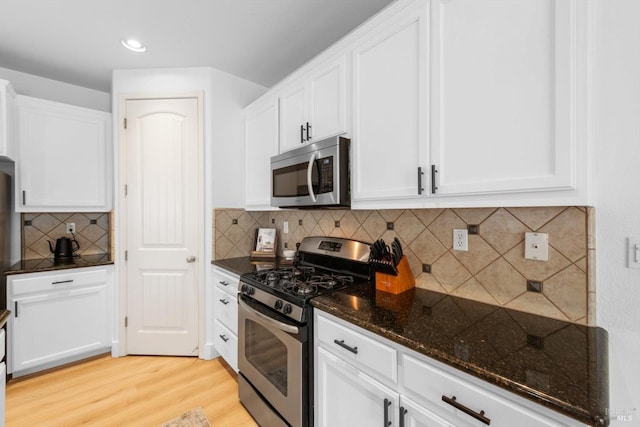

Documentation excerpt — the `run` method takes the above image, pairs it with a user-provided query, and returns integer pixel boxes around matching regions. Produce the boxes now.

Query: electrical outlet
[283,221,289,234]
[525,232,549,261]
[66,223,76,234]
[453,229,468,251]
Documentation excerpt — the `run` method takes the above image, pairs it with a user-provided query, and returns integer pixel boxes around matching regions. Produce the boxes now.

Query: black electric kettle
[48,237,80,260]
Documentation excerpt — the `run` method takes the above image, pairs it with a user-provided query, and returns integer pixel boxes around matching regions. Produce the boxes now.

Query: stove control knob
[283,304,292,315]
[240,284,248,293]
[247,286,255,295]
[274,300,283,310]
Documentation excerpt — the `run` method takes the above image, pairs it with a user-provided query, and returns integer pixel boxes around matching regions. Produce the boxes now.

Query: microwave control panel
[318,157,334,194]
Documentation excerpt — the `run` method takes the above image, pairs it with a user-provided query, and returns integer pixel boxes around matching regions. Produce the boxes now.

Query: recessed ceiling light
[121,39,146,53]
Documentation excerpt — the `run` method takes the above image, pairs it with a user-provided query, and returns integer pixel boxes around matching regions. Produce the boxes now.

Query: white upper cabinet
[244,96,279,210]
[0,80,16,160]
[308,55,349,143]
[351,2,428,203]
[429,0,584,198]
[352,0,589,208]
[16,95,112,212]
[244,0,590,208]
[279,54,348,153]
[279,80,308,152]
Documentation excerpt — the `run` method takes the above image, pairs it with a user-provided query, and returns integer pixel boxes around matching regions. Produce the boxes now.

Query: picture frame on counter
[251,228,277,259]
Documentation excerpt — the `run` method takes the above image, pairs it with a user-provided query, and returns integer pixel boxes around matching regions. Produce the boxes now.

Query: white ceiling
[0,0,395,92]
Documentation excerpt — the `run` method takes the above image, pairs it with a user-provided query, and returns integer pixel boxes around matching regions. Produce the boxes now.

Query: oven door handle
[307,152,318,203]
[239,297,300,334]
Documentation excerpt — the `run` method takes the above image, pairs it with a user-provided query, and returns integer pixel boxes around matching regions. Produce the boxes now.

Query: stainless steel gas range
[237,236,371,427]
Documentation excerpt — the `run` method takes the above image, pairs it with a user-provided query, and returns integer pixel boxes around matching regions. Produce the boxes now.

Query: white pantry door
[124,98,200,355]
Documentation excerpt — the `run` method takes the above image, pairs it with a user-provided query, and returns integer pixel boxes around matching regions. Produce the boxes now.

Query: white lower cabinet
[0,361,5,427]
[315,310,585,427]
[401,396,453,427]
[0,329,5,427]
[214,320,238,372]
[316,347,399,427]
[212,266,239,371]
[6,266,113,377]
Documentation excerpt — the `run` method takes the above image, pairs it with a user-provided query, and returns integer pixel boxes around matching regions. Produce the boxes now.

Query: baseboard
[201,342,219,360]
[11,347,111,379]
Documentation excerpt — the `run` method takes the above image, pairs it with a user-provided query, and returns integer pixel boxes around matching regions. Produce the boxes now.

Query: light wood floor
[6,355,258,427]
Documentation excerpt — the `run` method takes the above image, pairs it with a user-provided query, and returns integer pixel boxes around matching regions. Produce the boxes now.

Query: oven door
[238,295,306,427]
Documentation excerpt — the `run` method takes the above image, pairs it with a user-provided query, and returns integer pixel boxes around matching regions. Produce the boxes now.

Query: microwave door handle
[307,152,318,202]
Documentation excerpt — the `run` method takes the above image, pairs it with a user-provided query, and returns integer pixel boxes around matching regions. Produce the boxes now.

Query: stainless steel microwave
[270,136,350,208]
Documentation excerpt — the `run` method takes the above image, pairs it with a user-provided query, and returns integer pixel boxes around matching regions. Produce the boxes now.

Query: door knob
[186,255,196,263]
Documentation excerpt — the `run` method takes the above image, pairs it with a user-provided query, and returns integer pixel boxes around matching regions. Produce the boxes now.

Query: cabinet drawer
[214,286,238,334]
[9,268,108,296]
[212,267,239,297]
[316,312,397,383]
[215,320,237,372]
[402,354,564,427]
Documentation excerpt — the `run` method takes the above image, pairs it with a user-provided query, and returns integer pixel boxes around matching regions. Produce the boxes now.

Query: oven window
[246,319,288,396]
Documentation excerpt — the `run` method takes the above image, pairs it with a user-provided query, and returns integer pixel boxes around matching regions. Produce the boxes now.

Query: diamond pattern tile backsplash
[214,207,595,325]
[22,212,111,259]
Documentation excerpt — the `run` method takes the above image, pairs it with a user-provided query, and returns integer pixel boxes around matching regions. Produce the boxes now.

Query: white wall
[0,66,110,112]
[594,1,640,424]
[111,67,266,358]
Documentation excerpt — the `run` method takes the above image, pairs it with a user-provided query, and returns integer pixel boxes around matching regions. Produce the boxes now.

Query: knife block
[375,256,415,294]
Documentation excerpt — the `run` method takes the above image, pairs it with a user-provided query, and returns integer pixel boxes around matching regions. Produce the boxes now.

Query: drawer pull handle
[14,301,18,318]
[52,280,74,285]
[219,298,229,305]
[442,395,491,425]
[333,339,358,354]
[219,334,229,342]
[383,398,391,426]
[399,406,407,427]
[219,281,229,286]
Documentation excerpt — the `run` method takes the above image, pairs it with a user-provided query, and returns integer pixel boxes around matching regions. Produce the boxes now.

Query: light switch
[627,237,640,269]
[525,232,549,261]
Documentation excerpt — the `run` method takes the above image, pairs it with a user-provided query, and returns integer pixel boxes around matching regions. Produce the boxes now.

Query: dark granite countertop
[211,256,293,276]
[0,310,9,329]
[4,253,114,275]
[312,283,608,426]
[211,257,608,426]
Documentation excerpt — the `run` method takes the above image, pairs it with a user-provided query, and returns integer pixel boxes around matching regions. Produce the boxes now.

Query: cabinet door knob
[186,255,196,263]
